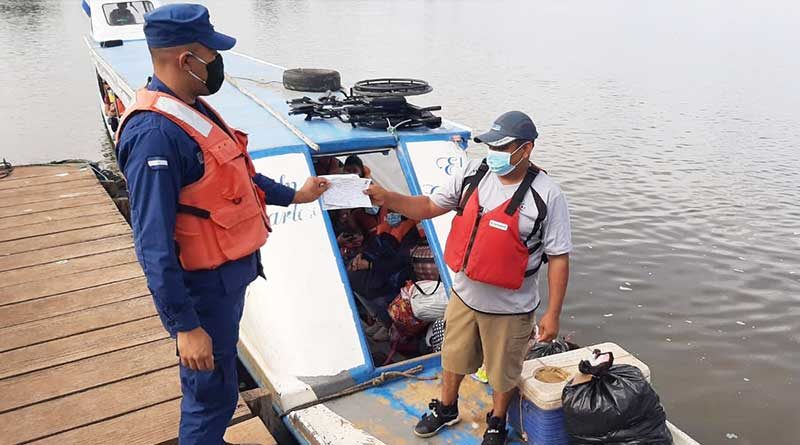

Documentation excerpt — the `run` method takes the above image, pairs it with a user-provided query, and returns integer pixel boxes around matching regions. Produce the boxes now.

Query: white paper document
[319,174,373,210]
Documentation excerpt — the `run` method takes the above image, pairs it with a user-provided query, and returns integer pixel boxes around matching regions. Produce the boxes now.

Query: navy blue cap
[144,3,235,50]
[474,111,538,147]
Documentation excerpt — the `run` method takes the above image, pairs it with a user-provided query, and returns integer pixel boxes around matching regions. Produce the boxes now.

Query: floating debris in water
[55,260,69,265]
[685,320,693,324]
[733,268,744,273]
[743,378,750,382]
[587,245,593,249]
[736,321,746,326]
[667,324,672,328]
[56,172,70,177]
[603,313,614,318]
[726,432,739,439]
[23,208,33,213]
[624,281,631,286]
[619,285,632,291]
[738,256,745,260]
[637,304,643,308]
[666,338,672,342]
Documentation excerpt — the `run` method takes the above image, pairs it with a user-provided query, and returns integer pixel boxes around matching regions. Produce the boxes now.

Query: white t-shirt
[431,159,572,314]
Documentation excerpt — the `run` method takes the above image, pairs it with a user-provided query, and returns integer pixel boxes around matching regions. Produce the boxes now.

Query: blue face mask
[386,212,403,226]
[486,142,527,176]
[365,206,380,215]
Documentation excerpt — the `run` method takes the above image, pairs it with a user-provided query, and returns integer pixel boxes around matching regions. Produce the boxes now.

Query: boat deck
[0,164,273,444]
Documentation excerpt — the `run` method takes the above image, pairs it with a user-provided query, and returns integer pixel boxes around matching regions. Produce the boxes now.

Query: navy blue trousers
[178,282,246,445]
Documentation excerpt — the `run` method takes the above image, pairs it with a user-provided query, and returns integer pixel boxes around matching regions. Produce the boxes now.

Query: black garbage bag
[562,352,673,445]
[526,337,580,359]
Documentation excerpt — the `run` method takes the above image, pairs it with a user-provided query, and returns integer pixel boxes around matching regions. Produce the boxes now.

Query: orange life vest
[444,164,545,290]
[116,89,270,271]
[376,207,417,243]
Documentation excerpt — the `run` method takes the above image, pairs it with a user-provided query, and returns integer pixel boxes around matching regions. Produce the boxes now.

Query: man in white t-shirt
[366,111,571,445]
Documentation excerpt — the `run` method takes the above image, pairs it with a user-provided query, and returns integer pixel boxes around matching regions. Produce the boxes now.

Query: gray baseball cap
[474,111,539,147]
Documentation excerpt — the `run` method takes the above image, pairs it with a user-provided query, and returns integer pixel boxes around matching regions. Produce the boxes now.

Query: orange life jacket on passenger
[376,207,418,243]
[116,89,270,271]
[444,162,547,290]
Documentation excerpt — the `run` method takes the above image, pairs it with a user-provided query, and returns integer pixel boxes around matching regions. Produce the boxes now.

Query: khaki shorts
[441,292,536,393]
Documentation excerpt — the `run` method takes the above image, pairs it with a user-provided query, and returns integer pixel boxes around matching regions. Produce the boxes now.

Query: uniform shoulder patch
[147,156,169,170]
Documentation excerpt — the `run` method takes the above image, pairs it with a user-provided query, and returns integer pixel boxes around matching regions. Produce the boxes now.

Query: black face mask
[188,52,225,95]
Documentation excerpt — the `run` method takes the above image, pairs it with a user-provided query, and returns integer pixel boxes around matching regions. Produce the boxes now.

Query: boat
[83,2,701,443]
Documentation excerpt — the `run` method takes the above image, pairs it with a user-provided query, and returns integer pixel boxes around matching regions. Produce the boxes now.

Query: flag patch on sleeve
[147,157,169,170]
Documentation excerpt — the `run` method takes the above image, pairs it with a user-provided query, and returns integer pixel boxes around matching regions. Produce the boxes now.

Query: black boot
[481,412,508,445]
[413,399,460,438]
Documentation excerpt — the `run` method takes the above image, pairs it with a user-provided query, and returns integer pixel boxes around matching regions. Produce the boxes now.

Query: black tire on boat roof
[352,78,433,97]
[282,68,342,92]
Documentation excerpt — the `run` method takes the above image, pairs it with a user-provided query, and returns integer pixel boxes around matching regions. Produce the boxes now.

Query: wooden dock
[0,164,275,444]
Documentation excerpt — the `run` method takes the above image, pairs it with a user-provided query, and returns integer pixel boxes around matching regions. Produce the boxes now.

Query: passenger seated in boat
[312,156,343,175]
[343,154,372,178]
[109,2,137,26]
[346,209,420,338]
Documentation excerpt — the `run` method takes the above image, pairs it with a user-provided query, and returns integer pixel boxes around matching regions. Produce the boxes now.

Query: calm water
[2,1,799,443]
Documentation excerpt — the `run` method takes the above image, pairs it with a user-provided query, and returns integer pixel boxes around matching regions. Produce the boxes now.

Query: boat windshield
[102,1,153,27]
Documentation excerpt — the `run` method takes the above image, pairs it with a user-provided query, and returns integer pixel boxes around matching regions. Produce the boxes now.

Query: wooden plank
[0,367,181,444]
[29,398,183,445]
[0,248,138,288]
[0,296,156,352]
[0,193,109,219]
[29,396,252,445]
[0,211,124,242]
[0,222,131,255]
[0,315,167,379]
[0,339,175,413]
[224,418,277,445]
[0,262,143,306]
[0,234,133,272]
[0,277,149,328]
[0,177,98,200]
[0,184,104,208]
[0,201,118,229]
[0,165,81,181]
[0,168,94,191]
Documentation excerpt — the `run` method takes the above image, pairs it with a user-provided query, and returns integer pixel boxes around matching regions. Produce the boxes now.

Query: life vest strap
[525,258,546,277]
[504,166,539,216]
[525,187,548,244]
[177,203,211,219]
[455,160,489,215]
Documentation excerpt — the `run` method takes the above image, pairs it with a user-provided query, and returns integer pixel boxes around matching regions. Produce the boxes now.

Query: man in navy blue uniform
[116,4,328,443]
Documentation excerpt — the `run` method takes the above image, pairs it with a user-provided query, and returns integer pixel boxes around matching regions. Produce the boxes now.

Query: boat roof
[87,38,470,156]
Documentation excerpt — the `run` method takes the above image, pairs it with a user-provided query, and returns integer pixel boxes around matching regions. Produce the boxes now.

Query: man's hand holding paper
[320,174,373,210]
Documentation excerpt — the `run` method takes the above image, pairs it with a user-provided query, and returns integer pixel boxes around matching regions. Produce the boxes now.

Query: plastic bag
[562,359,673,445]
[409,280,448,321]
[526,337,580,359]
[388,282,430,337]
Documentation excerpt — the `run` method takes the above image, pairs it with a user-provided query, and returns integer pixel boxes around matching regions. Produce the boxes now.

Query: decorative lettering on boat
[268,174,319,225]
